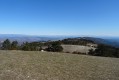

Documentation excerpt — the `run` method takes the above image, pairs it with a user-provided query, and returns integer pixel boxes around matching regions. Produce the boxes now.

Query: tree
[88,49,95,55]
[46,41,63,52]
[21,42,31,51]
[88,44,119,58]
[2,39,11,50]
[114,48,119,58]
[11,41,18,50]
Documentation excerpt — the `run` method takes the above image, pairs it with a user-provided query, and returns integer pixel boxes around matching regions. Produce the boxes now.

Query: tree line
[61,38,94,45]
[1,39,119,58]
[0,39,63,52]
[88,44,119,58]
[1,39,18,50]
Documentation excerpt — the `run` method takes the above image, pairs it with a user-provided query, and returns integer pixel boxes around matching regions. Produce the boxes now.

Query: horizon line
[0,33,119,38]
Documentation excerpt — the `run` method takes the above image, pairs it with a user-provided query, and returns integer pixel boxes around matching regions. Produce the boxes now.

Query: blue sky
[0,0,119,36]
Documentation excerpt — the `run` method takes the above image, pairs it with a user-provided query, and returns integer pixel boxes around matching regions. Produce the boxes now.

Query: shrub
[46,42,63,52]
[72,51,85,55]
[88,49,95,55]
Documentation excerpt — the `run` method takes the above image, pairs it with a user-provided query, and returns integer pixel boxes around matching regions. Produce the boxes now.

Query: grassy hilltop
[0,50,119,80]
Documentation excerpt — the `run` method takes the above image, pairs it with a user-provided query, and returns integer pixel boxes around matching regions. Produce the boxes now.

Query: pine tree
[11,41,18,50]
[2,39,11,50]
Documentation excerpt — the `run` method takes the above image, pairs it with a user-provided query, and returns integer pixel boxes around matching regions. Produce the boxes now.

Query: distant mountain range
[0,34,69,43]
[0,34,119,48]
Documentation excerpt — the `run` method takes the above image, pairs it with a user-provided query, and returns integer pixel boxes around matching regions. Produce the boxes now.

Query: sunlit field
[0,50,119,80]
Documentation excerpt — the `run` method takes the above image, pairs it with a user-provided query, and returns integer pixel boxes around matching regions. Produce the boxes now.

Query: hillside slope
[0,50,119,80]
[62,45,95,54]
[80,37,119,48]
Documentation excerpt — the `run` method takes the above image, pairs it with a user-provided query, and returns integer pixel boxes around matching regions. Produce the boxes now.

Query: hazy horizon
[0,33,119,38]
[0,0,119,36]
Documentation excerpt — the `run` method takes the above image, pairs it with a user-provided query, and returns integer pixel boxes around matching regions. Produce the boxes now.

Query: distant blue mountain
[0,34,68,43]
[79,37,119,48]
[0,34,119,48]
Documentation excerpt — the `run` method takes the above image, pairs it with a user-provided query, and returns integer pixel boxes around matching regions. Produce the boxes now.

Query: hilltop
[0,50,119,80]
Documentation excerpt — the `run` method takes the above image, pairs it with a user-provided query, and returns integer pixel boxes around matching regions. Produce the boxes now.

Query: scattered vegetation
[88,44,119,58]
[72,51,86,55]
[61,38,94,45]
[0,39,63,52]
[46,42,63,52]
[1,39,119,58]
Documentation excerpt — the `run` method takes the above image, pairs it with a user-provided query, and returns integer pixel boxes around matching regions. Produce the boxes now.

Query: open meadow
[0,50,119,80]
[62,45,95,54]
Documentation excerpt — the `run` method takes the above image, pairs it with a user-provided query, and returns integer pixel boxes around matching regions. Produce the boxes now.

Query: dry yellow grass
[62,45,95,54]
[0,50,119,80]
